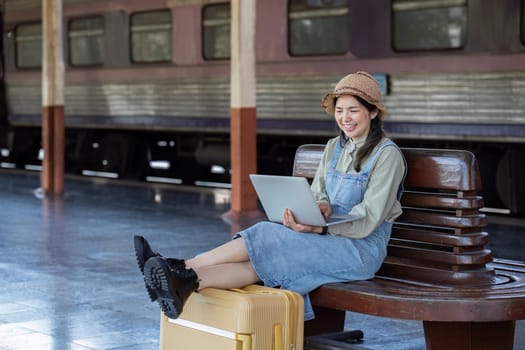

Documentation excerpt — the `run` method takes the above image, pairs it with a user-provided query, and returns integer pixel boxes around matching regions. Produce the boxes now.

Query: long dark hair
[338,95,385,172]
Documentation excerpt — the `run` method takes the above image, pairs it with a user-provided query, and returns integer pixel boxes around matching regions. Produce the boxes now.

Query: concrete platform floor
[0,171,524,350]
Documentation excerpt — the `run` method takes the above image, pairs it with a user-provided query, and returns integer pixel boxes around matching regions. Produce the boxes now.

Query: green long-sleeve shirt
[310,136,406,239]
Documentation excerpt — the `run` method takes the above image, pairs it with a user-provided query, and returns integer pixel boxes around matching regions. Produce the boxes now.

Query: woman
[134,71,406,321]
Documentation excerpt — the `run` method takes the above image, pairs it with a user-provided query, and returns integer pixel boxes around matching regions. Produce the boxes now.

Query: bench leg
[423,320,515,350]
[304,306,345,337]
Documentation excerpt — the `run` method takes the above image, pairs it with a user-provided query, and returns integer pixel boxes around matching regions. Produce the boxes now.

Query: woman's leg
[184,238,260,289]
[195,262,260,290]
[185,237,250,269]
[143,253,260,319]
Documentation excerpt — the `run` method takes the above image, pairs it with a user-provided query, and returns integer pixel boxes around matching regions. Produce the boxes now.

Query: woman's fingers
[283,208,297,227]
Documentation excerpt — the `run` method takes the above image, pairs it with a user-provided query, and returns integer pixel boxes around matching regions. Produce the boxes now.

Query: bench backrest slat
[401,192,484,210]
[392,227,489,247]
[292,145,325,178]
[402,148,482,192]
[397,210,487,229]
[292,144,495,285]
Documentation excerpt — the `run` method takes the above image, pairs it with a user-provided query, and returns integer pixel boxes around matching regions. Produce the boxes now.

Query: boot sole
[133,236,158,302]
[134,235,159,302]
[144,257,183,319]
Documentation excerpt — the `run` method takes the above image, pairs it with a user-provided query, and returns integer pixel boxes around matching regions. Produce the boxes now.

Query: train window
[202,3,230,60]
[392,0,467,51]
[288,0,349,56]
[15,23,42,68]
[130,10,172,63]
[68,16,105,66]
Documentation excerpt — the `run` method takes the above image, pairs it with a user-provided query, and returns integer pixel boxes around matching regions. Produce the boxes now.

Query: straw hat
[321,71,386,118]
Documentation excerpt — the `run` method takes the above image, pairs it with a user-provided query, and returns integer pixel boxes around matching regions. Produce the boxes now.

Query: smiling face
[334,95,378,140]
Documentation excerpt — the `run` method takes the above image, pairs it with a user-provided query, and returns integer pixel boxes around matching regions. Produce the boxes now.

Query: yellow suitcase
[160,284,304,350]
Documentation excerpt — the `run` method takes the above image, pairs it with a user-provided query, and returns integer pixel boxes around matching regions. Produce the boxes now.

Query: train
[0,0,524,215]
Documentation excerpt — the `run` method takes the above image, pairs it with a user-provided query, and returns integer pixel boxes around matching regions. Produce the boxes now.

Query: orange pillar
[230,107,258,213]
[42,0,65,195]
[42,106,64,193]
[227,0,259,219]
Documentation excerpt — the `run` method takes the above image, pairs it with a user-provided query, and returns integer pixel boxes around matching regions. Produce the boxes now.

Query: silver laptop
[249,174,363,227]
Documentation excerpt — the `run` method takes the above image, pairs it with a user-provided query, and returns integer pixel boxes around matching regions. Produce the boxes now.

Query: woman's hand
[317,201,332,218]
[282,208,324,234]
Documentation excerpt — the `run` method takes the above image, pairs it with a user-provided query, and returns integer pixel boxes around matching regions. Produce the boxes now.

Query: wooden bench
[294,144,525,350]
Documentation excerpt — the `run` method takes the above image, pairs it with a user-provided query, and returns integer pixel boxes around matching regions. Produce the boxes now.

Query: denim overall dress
[236,139,405,320]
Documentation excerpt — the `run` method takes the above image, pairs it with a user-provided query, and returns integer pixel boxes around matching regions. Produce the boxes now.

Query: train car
[0,0,524,215]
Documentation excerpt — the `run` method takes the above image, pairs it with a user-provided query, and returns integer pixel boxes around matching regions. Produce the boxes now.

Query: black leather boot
[133,235,185,301]
[143,256,200,319]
